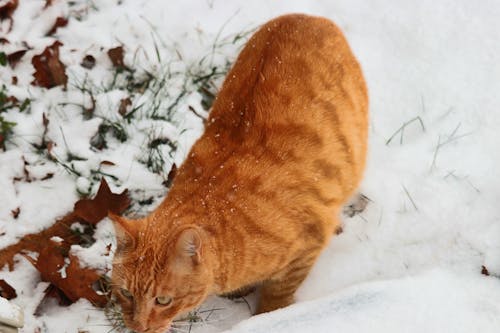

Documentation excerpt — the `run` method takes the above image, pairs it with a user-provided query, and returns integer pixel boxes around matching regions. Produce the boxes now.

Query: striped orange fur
[110,14,368,333]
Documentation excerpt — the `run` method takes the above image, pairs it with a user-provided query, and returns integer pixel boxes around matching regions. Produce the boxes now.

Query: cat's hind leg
[219,285,256,300]
[256,251,319,314]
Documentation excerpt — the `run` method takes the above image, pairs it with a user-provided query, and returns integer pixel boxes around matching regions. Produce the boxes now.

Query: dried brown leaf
[0,0,17,32]
[0,178,130,273]
[31,41,68,89]
[7,49,26,68]
[11,207,20,219]
[0,279,17,299]
[25,241,107,307]
[73,178,130,224]
[107,46,125,68]
[100,160,116,166]
[118,97,132,116]
[46,16,68,36]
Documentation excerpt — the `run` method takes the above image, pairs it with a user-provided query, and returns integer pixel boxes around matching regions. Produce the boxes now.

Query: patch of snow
[49,236,63,243]
[70,219,115,273]
[225,270,500,333]
[0,297,23,328]
[57,257,70,279]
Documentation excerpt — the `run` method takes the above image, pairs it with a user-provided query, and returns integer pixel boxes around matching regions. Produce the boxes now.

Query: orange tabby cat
[110,13,368,333]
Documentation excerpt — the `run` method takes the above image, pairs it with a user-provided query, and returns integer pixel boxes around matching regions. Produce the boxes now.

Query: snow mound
[225,270,500,333]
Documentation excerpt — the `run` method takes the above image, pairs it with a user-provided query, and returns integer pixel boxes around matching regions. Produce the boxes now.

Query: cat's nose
[129,321,149,332]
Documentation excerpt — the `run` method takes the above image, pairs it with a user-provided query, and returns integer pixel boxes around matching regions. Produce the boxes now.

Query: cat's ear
[108,212,137,252]
[175,227,202,265]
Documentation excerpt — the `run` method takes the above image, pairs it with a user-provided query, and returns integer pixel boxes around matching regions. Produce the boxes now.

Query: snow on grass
[1,0,500,332]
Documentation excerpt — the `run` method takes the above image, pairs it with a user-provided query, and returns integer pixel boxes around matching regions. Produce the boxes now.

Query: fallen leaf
[107,46,125,68]
[39,284,71,308]
[80,54,95,69]
[0,38,9,44]
[31,41,68,89]
[11,76,17,84]
[11,207,20,219]
[7,49,26,68]
[100,160,116,166]
[0,0,18,32]
[0,279,16,299]
[0,178,130,272]
[46,16,68,35]
[118,97,132,116]
[25,240,107,307]
[481,265,490,276]
[74,178,130,224]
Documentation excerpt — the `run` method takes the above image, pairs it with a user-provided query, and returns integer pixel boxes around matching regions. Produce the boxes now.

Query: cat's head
[109,213,213,333]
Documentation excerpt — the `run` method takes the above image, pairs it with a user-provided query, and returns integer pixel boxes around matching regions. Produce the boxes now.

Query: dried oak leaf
[0,279,17,299]
[46,16,68,36]
[31,41,68,89]
[107,46,125,68]
[74,178,130,224]
[7,49,26,68]
[25,241,107,307]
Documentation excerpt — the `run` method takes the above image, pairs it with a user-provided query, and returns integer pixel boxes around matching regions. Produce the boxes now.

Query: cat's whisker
[170,326,192,333]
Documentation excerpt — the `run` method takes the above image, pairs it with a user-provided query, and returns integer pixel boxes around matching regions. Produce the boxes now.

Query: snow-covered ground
[1,0,500,332]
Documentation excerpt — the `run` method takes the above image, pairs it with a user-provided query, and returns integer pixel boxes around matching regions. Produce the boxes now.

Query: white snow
[49,237,63,243]
[0,296,23,327]
[226,269,500,333]
[1,0,500,332]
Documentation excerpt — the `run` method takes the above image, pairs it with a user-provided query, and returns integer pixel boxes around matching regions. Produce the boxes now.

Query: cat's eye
[120,288,133,299]
[155,296,173,306]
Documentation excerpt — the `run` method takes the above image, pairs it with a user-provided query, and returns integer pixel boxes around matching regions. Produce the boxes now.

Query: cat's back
[210,13,367,122]
[193,14,368,195]
[174,14,368,210]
